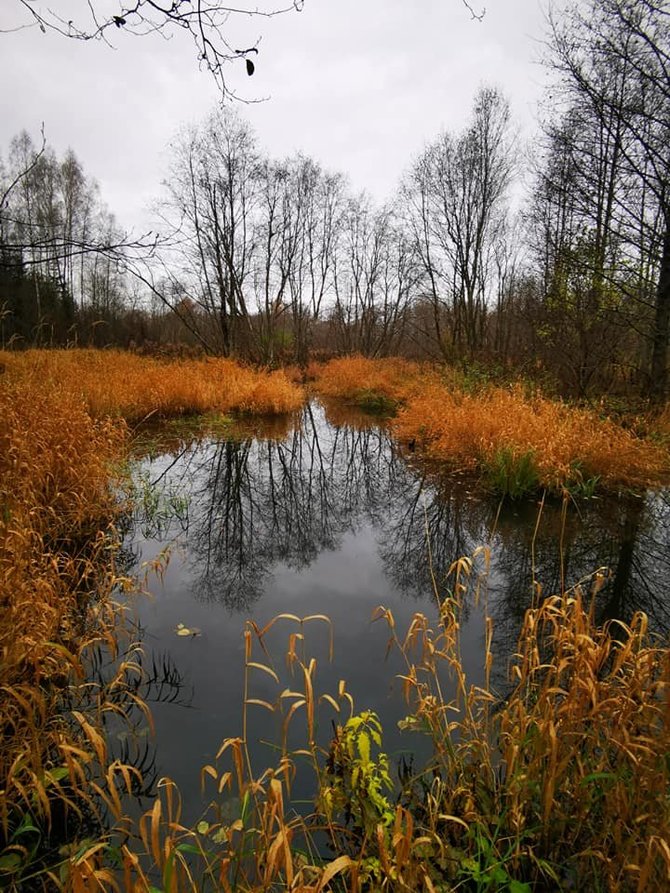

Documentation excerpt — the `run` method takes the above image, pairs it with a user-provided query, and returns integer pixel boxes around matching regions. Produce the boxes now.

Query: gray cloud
[0,0,552,232]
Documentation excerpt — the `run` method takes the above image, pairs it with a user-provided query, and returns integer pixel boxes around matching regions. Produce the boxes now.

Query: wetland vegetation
[1,350,670,892]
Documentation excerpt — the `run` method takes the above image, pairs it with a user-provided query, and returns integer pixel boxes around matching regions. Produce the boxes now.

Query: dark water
[118,400,670,821]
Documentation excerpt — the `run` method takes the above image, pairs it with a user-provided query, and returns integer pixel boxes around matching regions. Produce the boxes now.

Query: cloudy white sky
[1,1,556,234]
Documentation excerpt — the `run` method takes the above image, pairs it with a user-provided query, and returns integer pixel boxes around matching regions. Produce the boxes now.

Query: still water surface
[119,400,670,820]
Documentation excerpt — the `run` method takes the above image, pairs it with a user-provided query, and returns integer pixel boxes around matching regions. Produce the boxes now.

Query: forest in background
[1,0,668,402]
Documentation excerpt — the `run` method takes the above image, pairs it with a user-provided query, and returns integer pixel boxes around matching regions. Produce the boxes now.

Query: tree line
[1,0,668,399]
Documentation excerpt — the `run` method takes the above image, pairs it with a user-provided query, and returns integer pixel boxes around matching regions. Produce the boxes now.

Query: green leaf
[358,731,371,765]
[176,844,204,856]
[579,772,617,786]
[240,790,250,825]
[0,852,23,874]
[45,766,69,785]
[490,865,509,883]
[510,880,532,893]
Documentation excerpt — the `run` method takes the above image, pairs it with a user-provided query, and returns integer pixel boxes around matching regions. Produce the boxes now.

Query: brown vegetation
[314,356,668,493]
[0,373,135,885]
[0,349,304,422]
[0,349,305,889]
[313,355,425,407]
[90,569,670,892]
[395,383,668,492]
[2,348,670,890]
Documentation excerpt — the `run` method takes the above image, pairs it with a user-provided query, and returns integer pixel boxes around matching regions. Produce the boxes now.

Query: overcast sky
[0,0,556,234]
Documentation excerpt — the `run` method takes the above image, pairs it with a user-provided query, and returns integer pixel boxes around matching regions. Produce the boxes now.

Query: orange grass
[314,356,667,492]
[0,349,305,887]
[0,349,305,422]
[0,380,126,685]
[3,349,670,890]
[395,382,668,491]
[97,573,670,892]
[313,355,427,405]
[0,375,140,885]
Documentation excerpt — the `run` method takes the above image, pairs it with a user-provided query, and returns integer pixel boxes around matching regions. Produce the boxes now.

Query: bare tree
[404,86,515,358]
[7,0,306,97]
[282,158,346,366]
[331,196,417,357]
[547,0,670,399]
[159,109,261,355]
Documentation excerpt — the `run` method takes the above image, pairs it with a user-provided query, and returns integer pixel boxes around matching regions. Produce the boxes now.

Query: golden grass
[2,348,670,890]
[395,382,667,491]
[98,569,670,892]
[0,375,137,886]
[0,348,305,888]
[0,349,305,422]
[313,356,668,492]
[313,355,426,406]
[0,379,126,685]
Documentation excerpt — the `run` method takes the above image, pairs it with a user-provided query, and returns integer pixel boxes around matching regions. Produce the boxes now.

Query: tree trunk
[648,220,670,403]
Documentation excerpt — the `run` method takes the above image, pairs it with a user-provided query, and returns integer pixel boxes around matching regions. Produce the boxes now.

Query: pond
[117,399,670,823]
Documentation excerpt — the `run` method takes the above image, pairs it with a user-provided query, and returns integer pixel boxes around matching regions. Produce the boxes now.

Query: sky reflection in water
[122,400,670,820]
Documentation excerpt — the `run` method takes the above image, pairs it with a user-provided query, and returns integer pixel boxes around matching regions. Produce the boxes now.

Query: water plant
[484,447,540,498]
[313,355,425,410]
[0,376,146,889]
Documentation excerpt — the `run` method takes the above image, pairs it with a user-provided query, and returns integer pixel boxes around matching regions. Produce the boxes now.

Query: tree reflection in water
[138,400,670,645]
[125,401,670,819]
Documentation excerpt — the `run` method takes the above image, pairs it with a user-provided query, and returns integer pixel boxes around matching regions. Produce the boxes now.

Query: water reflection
[155,404,402,608]
[134,403,670,632]
[138,402,670,632]
[489,491,670,645]
[126,400,670,816]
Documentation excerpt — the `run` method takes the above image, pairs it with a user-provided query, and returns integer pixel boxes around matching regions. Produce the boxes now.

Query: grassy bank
[0,349,305,889]
[0,375,133,888]
[0,349,304,422]
[313,356,668,495]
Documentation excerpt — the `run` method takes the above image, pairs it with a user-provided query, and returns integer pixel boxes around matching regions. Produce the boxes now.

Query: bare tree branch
[9,1,305,97]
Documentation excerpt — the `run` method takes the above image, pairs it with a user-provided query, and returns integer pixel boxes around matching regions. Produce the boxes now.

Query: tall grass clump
[313,356,426,410]
[484,446,540,498]
[0,349,304,422]
[0,348,307,887]
[0,376,150,887]
[395,382,667,493]
[97,562,670,892]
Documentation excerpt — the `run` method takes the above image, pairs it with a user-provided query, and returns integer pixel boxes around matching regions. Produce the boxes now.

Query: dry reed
[395,382,667,491]
[0,348,304,889]
[4,349,670,891]
[0,374,138,888]
[96,568,670,892]
[313,355,426,406]
[313,356,668,492]
[0,349,304,422]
